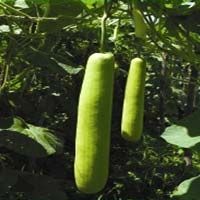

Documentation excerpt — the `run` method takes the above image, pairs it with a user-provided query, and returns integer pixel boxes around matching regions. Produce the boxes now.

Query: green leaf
[0,117,64,157]
[161,125,200,149]
[14,0,29,8]
[25,47,83,74]
[53,60,84,74]
[161,110,200,150]
[172,175,200,200]
[7,67,34,93]
[25,47,63,72]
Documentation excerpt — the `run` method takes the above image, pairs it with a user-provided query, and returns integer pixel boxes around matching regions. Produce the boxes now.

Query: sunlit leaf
[53,60,84,74]
[14,0,29,8]
[172,175,200,200]
[0,117,64,157]
[161,110,200,150]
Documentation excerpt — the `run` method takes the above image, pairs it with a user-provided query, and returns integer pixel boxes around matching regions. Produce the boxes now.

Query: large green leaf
[161,110,200,150]
[0,117,63,157]
[172,175,200,200]
[25,47,83,74]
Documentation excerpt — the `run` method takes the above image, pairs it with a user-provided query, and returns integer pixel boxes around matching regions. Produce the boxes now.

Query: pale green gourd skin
[121,58,146,142]
[133,8,148,39]
[74,53,115,194]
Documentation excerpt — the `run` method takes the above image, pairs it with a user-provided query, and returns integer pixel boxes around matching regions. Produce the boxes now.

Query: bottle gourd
[121,58,146,142]
[74,53,115,194]
[132,8,148,39]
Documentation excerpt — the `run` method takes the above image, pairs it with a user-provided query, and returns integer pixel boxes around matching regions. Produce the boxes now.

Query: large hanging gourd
[74,52,115,194]
[121,58,146,142]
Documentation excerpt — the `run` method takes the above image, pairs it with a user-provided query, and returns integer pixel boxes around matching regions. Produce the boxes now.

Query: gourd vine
[0,37,14,95]
[100,0,112,53]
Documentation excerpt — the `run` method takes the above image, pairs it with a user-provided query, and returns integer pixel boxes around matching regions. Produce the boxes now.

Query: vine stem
[0,63,9,93]
[100,0,112,53]
[0,14,58,22]
[100,11,108,53]
[0,2,31,18]
[0,39,14,94]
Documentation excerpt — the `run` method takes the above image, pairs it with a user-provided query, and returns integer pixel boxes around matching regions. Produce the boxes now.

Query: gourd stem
[100,0,112,53]
[131,0,139,8]
[100,11,107,53]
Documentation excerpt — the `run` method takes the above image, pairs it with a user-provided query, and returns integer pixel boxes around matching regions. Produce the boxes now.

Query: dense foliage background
[0,0,200,199]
